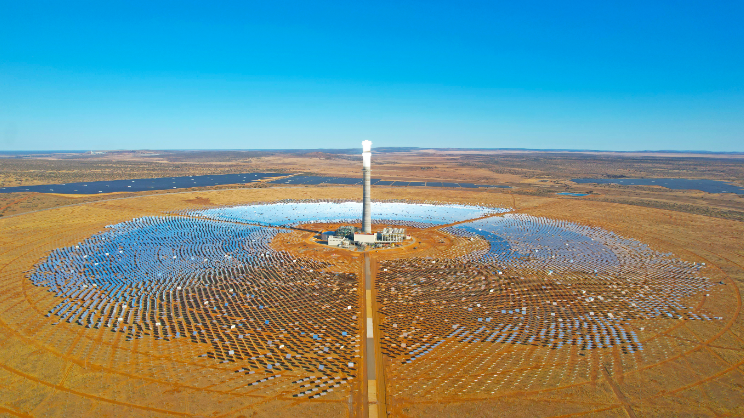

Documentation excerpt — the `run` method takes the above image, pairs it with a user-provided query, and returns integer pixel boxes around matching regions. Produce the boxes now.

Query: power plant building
[378,228,407,242]
[353,233,376,244]
[327,235,351,247]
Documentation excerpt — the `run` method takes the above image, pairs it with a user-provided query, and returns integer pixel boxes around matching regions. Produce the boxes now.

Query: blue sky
[1,1,742,151]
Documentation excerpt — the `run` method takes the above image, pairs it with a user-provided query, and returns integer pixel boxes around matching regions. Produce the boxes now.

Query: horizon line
[2,147,744,155]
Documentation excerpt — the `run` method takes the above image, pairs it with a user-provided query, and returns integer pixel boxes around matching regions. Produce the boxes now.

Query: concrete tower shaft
[362,140,372,234]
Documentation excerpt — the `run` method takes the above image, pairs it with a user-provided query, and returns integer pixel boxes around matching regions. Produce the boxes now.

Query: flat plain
[0,150,742,417]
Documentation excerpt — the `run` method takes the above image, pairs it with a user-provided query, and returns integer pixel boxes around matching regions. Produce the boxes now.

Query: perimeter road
[603,366,638,418]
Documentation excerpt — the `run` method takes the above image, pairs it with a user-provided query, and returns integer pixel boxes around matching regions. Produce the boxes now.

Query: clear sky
[1,1,742,151]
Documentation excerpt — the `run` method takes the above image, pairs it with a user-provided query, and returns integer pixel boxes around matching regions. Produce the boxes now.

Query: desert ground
[0,150,743,417]
[2,149,743,221]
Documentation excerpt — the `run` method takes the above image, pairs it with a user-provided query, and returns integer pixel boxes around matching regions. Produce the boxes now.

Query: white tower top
[362,140,372,168]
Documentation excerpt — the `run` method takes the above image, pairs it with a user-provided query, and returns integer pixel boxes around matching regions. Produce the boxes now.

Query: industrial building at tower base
[322,226,409,249]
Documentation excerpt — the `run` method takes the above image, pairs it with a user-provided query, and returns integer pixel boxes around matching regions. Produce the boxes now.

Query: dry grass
[0,186,742,417]
[3,149,743,224]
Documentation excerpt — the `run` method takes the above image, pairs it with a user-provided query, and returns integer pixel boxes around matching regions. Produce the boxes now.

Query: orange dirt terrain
[1,149,743,222]
[370,200,744,417]
[0,157,742,417]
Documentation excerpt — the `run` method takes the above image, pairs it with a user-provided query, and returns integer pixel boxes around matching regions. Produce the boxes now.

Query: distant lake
[0,173,286,194]
[266,175,510,189]
[572,178,744,194]
[0,173,510,194]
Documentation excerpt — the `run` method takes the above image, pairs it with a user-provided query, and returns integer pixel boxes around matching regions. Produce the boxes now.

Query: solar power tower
[362,140,372,233]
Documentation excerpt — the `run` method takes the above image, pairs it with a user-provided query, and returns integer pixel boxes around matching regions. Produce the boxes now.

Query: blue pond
[266,175,510,189]
[572,178,744,194]
[0,173,286,194]
[557,192,589,197]
[0,173,510,194]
